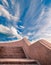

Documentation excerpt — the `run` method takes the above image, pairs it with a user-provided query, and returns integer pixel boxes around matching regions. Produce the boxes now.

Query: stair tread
[0,59,36,62]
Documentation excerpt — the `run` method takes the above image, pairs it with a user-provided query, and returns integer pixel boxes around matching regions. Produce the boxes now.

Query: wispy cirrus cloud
[23,0,51,42]
[0,24,22,39]
[28,6,51,42]
[0,2,20,22]
[0,0,22,40]
[2,0,9,7]
[0,0,51,42]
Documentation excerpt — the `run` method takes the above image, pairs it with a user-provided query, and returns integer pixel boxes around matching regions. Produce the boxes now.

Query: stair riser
[0,62,39,65]
[0,47,26,58]
[0,64,38,65]
[0,53,26,58]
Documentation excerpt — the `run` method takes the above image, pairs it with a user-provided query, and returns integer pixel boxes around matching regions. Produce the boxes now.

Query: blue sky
[0,0,51,42]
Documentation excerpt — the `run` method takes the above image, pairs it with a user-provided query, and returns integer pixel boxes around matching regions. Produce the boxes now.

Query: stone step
[0,47,24,53]
[0,53,26,58]
[0,47,26,58]
[0,59,40,65]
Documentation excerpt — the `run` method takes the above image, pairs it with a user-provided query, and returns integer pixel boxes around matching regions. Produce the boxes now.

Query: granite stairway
[0,46,40,65]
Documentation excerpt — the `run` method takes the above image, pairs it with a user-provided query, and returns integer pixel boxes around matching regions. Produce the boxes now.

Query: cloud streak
[2,0,9,6]
[22,0,51,42]
[0,24,22,39]
[0,3,20,22]
[0,0,51,42]
[29,6,51,42]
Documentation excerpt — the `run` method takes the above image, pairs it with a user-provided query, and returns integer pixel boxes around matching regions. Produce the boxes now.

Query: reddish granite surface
[0,38,51,65]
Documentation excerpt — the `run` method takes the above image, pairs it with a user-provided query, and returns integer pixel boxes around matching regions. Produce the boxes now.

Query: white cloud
[2,0,9,6]
[24,0,42,23]
[33,7,51,41]
[0,3,20,21]
[0,24,10,34]
[27,32,32,36]
[0,5,11,19]
[19,26,25,29]
[10,0,16,6]
[44,33,51,37]
[10,26,22,39]
[0,24,22,39]
[44,38,51,42]
[27,6,51,42]
[27,32,35,36]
